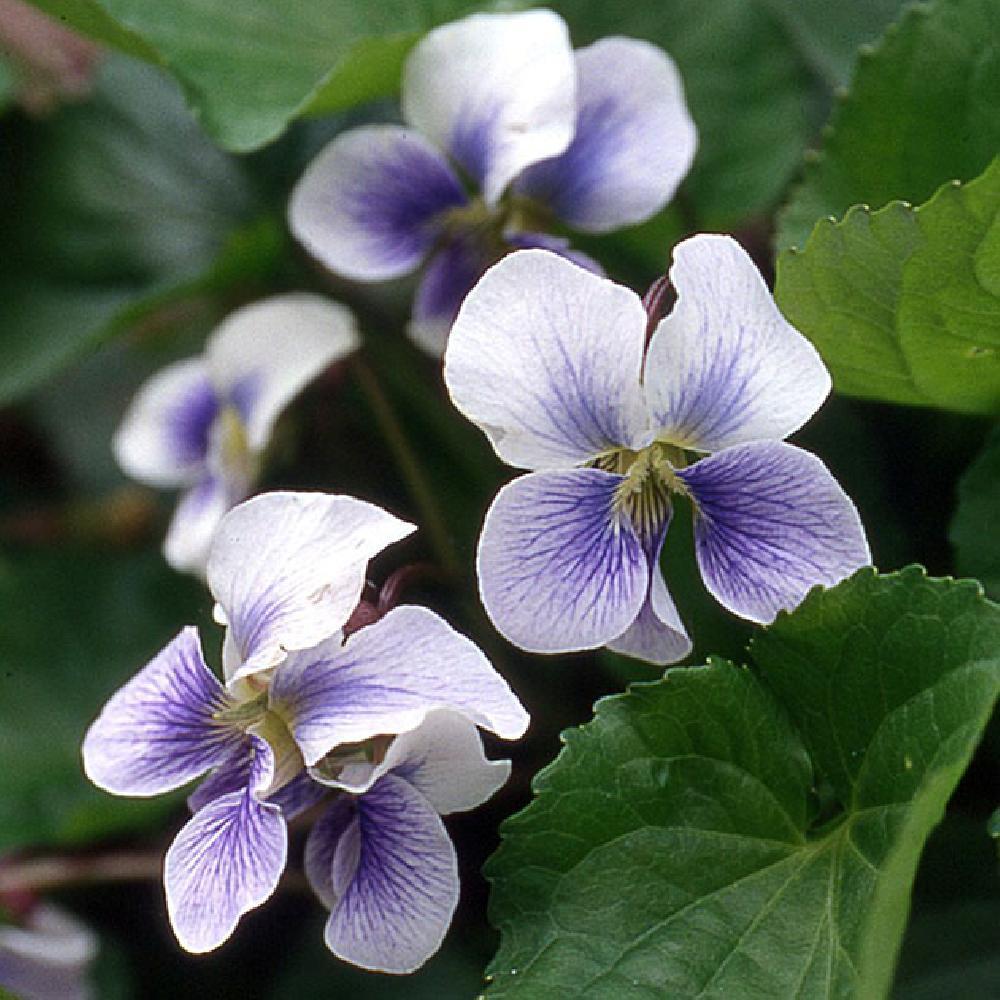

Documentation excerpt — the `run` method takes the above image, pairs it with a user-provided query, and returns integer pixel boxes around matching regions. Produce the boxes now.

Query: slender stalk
[352,358,461,578]
[0,852,163,894]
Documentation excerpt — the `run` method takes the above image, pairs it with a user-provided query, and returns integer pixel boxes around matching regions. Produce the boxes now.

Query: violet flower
[288,8,697,355]
[443,236,871,664]
[113,294,359,574]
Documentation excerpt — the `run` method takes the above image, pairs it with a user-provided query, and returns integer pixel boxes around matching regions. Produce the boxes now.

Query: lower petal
[677,441,871,623]
[163,475,242,577]
[323,774,459,974]
[164,783,287,953]
[506,230,604,276]
[477,469,649,654]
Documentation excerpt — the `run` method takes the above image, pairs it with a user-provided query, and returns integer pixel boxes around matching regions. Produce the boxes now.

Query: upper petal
[206,293,361,452]
[330,709,511,815]
[112,357,217,488]
[289,125,467,281]
[206,491,415,684]
[606,519,692,666]
[164,738,286,953]
[403,9,576,205]
[82,626,239,797]
[516,37,697,232]
[269,606,529,765]
[677,441,871,623]
[322,774,459,974]
[645,234,832,451]
[443,249,649,470]
[477,469,649,654]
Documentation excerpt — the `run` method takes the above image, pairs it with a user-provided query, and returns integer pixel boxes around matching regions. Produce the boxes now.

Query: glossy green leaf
[950,425,1000,598]
[778,0,1000,252]
[775,157,1000,413]
[0,56,279,406]
[485,568,1000,998]
[0,546,205,850]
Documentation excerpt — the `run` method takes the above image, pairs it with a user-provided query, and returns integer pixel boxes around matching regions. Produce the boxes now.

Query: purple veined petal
[112,356,217,488]
[289,124,467,281]
[206,294,361,453]
[516,38,697,232]
[164,736,286,953]
[304,796,356,910]
[645,234,832,452]
[269,606,528,767]
[443,249,650,471]
[677,440,871,624]
[162,474,244,577]
[331,710,511,816]
[0,904,97,1000]
[82,627,240,798]
[505,230,605,276]
[207,491,415,684]
[402,10,576,205]
[477,468,649,654]
[607,516,692,666]
[266,772,328,822]
[321,774,459,974]
[187,745,251,813]
[407,235,495,357]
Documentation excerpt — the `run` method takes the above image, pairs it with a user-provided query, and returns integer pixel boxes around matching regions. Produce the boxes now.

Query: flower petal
[322,774,459,974]
[289,125,467,280]
[607,524,692,666]
[332,710,511,815]
[82,627,238,797]
[270,605,528,766]
[304,796,356,910]
[164,737,286,953]
[677,441,871,623]
[645,234,832,451]
[407,235,493,357]
[207,491,415,683]
[206,294,360,452]
[444,249,649,470]
[162,475,242,577]
[112,357,216,488]
[505,230,604,275]
[516,38,697,232]
[402,10,576,205]
[477,469,649,654]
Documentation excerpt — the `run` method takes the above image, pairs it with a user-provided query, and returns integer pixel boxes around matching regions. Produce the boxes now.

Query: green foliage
[950,425,1000,598]
[778,0,1000,252]
[0,56,280,406]
[0,546,205,850]
[775,157,1000,413]
[484,568,1000,998]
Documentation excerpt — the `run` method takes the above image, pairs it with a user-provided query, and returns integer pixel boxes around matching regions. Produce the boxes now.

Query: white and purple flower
[113,294,360,575]
[443,235,871,665]
[289,9,697,355]
[81,491,528,966]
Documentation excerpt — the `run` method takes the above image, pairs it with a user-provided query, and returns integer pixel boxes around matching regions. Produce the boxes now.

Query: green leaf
[950,424,1000,598]
[0,56,279,406]
[28,0,482,152]
[0,546,206,850]
[775,156,1000,413]
[485,568,1000,998]
[778,0,1000,252]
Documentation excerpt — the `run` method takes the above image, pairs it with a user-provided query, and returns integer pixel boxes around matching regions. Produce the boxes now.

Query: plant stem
[0,852,163,894]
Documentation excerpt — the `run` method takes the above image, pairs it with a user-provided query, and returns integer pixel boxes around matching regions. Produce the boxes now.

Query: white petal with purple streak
[82,626,238,797]
[164,736,286,953]
[516,37,697,232]
[403,10,576,205]
[477,469,649,654]
[329,710,511,814]
[289,125,467,281]
[645,234,832,451]
[321,774,459,973]
[444,250,650,470]
[206,293,360,452]
[112,357,217,488]
[162,475,241,576]
[269,607,529,765]
[677,441,871,623]
[207,492,415,683]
